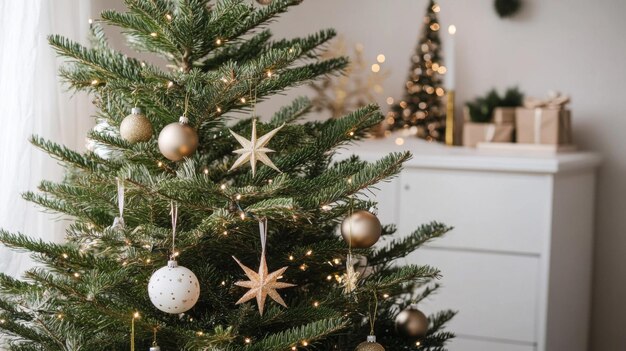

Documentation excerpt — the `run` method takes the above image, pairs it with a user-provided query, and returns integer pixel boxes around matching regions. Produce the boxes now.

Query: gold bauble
[157,116,199,161]
[395,305,428,338]
[341,210,382,248]
[355,336,385,351]
[119,107,153,143]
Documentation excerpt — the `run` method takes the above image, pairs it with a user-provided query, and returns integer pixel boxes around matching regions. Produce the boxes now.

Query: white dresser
[342,137,601,351]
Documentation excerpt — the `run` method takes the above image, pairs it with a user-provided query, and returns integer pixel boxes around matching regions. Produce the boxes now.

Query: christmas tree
[386,0,446,141]
[0,1,454,350]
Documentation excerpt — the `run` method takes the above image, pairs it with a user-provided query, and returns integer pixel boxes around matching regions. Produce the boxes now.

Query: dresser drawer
[408,248,540,343]
[449,337,535,351]
[398,168,551,254]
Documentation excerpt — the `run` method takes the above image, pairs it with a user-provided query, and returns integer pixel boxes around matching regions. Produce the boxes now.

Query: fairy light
[321,205,332,211]
[216,38,222,45]
[157,161,163,167]
[313,301,319,307]
[122,261,128,266]
[0,319,5,324]
[221,281,226,286]
[91,79,99,86]
[88,18,93,24]
[291,347,297,351]
[216,107,222,113]
[173,251,180,257]
[145,258,151,263]
[240,97,246,103]
[299,264,307,271]
[223,230,228,236]
[220,184,226,190]
[62,253,68,259]
[288,255,294,261]
[383,293,390,299]
[326,275,332,281]
[240,212,246,220]
[395,137,405,146]
[333,258,341,265]
[302,340,308,346]
[235,194,242,200]
[268,179,273,184]
[133,311,140,319]
[430,23,440,31]
[150,32,158,37]
[197,331,204,336]
[140,61,146,67]
[376,54,386,63]
[348,131,355,136]
[167,81,174,88]
[165,13,172,20]
[73,272,81,278]
[371,64,380,73]
[386,97,394,105]
[57,313,63,319]
[244,337,251,344]
[203,168,209,174]
[266,71,273,78]
[306,250,313,256]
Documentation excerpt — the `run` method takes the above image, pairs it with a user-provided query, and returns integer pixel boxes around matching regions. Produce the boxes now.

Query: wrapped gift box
[493,107,516,124]
[516,107,572,145]
[463,122,514,147]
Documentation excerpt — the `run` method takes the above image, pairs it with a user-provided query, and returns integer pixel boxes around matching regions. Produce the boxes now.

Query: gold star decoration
[232,253,295,315]
[229,119,284,176]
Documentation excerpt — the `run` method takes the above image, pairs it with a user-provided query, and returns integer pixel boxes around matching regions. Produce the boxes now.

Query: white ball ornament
[157,116,199,161]
[148,260,200,314]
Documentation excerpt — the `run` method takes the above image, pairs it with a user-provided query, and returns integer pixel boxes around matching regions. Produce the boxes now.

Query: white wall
[92,0,626,349]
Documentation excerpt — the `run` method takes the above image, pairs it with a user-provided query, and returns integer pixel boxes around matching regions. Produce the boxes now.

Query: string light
[203,168,209,174]
[288,255,294,261]
[145,258,151,263]
[197,331,204,336]
[157,161,163,167]
[221,281,226,286]
[165,13,172,20]
[216,38,222,45]
[266,71,273,78]
[235,194,242,200]
[416,341,421,346]
[430,23,440,31]
[223,230,228,236]
[240,212,246,220]
[313,301,319,307]
[302,340,308,346]
[386,97,394,105]
[382,293,390,299]
[216,107,222,113]
[240,97,246,103]
[220,184,226,190]
[167,81,174,88]
[326,275,333,281]
[291,347,297,351]
[0,319,5,324]
[333,258,341,265]
[348,131,355,136]
[57,313,63,319]
[321,205,332,211]
[150,32,158,37]
[244,337,251,344]
[133,311,140,319]
[371,64,380,73]
[395,137,405,146]
[90,79,99,86]
[299,264,307,271]
[62,253,68,259]
[376,54,386,63]
[73,272,81,278]
[306,250,313,256]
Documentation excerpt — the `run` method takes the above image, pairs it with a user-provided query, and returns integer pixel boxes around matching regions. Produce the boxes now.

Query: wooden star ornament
[229,119,284,176]
[232,253,295,315]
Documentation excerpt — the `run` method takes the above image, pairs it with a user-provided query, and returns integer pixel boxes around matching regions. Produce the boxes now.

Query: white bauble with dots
[148,260,200,314]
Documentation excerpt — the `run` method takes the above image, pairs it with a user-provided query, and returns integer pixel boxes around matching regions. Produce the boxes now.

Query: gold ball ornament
[355,335,385,351]
[157,116,199,161]
[395,305,429,338]
[341,210,382,248]
[119,107,153,143]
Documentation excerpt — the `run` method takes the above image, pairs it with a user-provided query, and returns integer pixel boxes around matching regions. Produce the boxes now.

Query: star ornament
[229,119,284,176]
[232,254,295,315]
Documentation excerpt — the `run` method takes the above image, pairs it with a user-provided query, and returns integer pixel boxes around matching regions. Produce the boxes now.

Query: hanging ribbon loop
[170,201,178,261]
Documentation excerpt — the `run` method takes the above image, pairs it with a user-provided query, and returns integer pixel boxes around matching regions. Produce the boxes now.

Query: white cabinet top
[339,135,602,174]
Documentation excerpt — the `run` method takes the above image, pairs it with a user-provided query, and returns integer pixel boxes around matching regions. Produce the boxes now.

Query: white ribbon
[112,177,125,229]
[170,201,178,260]
[484,124,496,142]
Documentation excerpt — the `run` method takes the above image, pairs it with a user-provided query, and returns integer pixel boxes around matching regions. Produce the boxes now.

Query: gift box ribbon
[524,92,570,144]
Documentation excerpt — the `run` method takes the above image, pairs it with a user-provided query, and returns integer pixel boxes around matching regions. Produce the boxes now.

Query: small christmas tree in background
[0,1,455,350]
[386,0,446,141]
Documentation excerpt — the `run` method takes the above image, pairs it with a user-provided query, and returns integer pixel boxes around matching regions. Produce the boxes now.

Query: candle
[445,24,456,90]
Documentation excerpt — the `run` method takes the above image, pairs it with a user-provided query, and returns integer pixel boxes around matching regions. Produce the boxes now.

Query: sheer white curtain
[0,0,93,277]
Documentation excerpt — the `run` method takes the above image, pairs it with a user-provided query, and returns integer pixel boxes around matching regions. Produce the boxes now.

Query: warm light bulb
[133,311,140,319]
[165,14,172,20]
[448,25,457,35]
[371,64,381,73]
[306,250,313,256]
[88,18,94,24]
[150,32,158,37]
[244,337,251,344]
[386,97,394,105]
[395,137,405,146]
[62,253,68,259]
[376,54,386,63]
